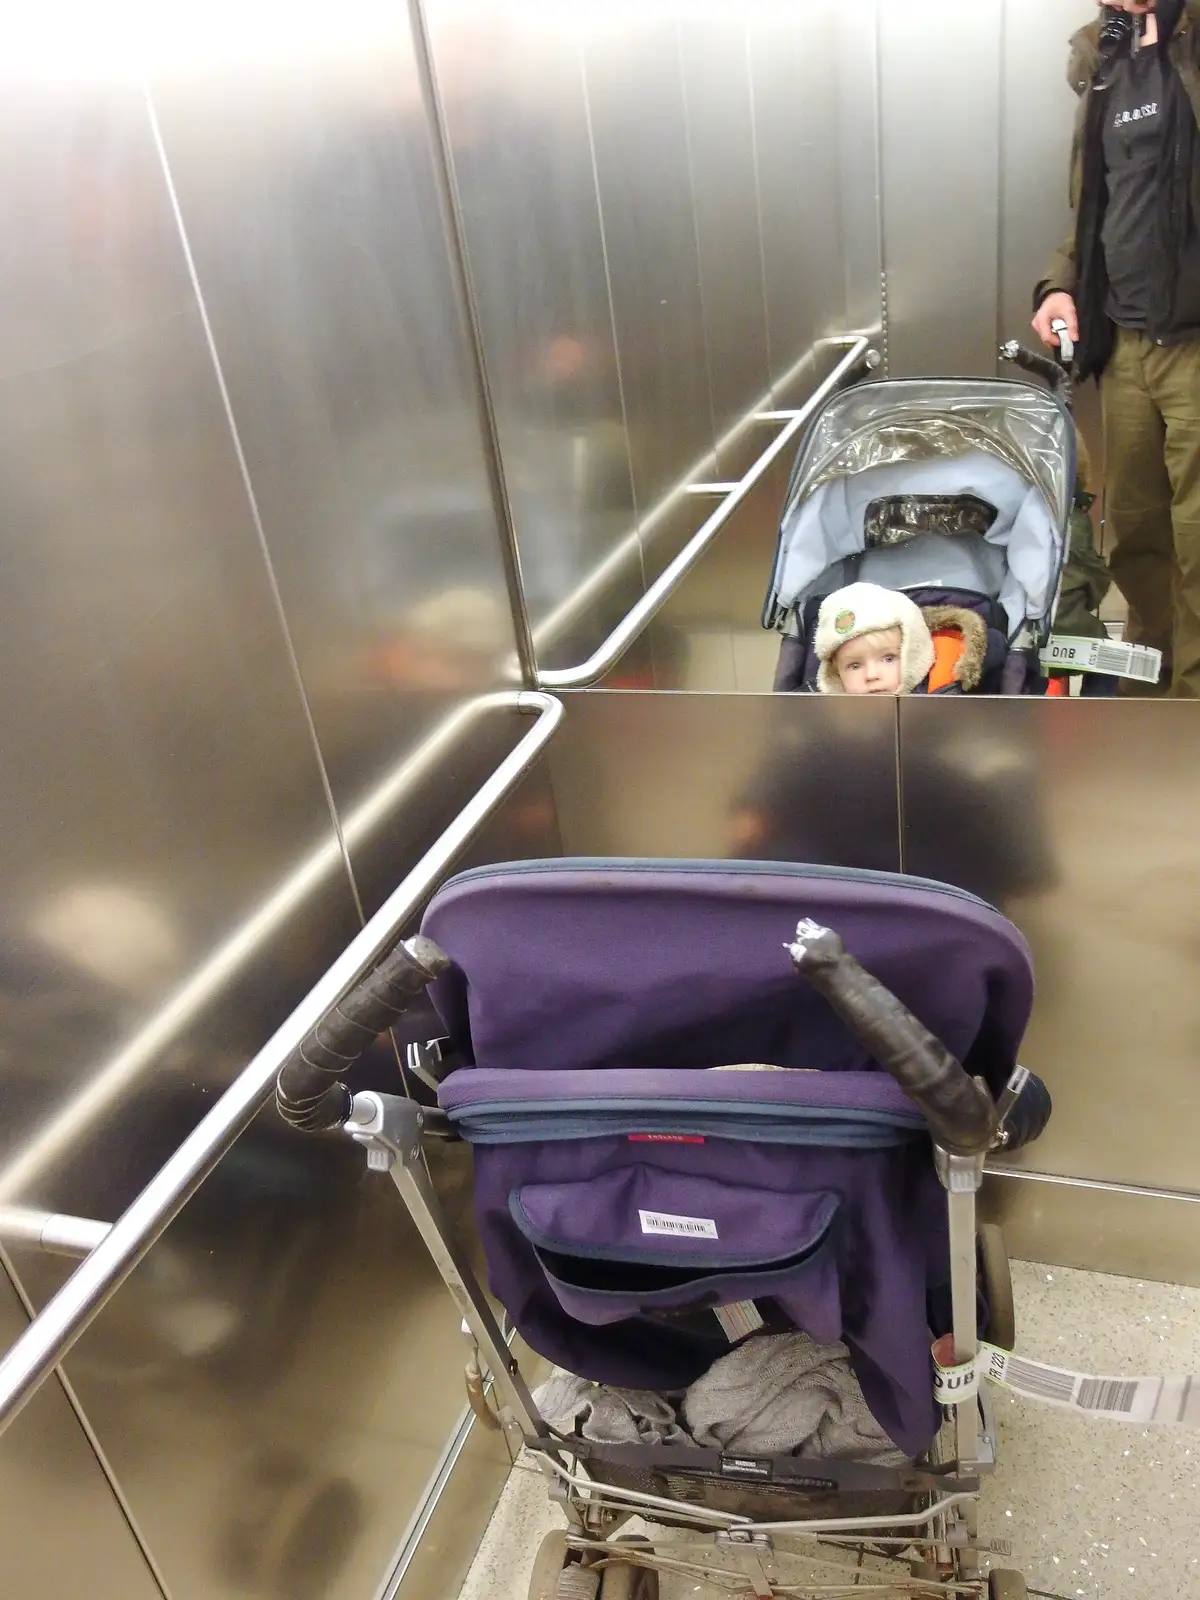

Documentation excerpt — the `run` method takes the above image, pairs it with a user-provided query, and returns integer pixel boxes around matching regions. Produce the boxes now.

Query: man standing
[1033,1,1200,696]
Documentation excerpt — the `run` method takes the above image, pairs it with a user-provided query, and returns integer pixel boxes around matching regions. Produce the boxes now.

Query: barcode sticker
[713,1300,765,1343]
[1041,635,1163,683]
[935,1341,1200,1426]
[638,1209,718,1239]
[1078,1378,1140,1413]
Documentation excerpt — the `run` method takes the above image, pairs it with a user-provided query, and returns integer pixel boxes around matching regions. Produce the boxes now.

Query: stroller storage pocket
[510,1168,842,1342]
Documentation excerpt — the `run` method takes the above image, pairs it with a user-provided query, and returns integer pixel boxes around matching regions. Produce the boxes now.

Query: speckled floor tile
[457,1261,1200,1599]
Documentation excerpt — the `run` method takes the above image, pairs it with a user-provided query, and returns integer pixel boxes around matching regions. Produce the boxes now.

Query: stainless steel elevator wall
[548,691,1200,1287]
[0,6,557,1597]
[880,0,1097,376]
[425,1,861,685]
[0,1258,162,1598]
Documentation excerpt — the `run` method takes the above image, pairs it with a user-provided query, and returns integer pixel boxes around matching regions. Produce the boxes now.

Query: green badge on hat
[835,610,856,636]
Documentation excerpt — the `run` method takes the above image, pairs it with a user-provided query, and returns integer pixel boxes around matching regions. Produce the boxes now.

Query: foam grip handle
[276,935,450,1133]
[1000,340,1068,390]
[786,921,997,1155]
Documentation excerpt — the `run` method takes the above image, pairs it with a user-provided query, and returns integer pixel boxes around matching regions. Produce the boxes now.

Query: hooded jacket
[814,584,1000,697]
[1036,1,1200,376]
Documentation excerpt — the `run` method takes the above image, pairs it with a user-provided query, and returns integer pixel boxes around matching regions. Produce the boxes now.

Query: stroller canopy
[765,378,1074,642]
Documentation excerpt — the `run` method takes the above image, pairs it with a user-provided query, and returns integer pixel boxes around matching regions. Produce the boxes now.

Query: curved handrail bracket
[0,690,563,1437]
[538,336,878,689]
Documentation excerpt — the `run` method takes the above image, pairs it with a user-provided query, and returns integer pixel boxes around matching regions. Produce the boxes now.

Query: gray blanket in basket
[534,1332,908,1467]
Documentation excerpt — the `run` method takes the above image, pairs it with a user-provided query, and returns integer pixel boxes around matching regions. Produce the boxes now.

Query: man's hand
[1032,292,1079,352]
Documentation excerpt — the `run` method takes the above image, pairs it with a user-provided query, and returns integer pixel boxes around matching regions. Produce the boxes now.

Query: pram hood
[421,861,1033,1459]
[423,858,1033,1086]
[764,378,1075,644]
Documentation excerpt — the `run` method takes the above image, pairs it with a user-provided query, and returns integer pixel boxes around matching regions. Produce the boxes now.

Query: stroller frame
[342,1089,1010,1599]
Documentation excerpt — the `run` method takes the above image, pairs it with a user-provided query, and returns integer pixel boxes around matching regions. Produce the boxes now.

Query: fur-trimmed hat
[814,582,936,694]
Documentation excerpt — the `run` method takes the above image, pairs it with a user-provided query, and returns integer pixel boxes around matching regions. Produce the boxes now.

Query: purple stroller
[276,859,1042,1600]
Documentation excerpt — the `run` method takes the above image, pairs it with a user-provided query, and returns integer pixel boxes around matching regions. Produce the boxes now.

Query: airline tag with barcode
[935,1339,1200,1425]
[1041,635,1162,684]
[638,1209,719,1240]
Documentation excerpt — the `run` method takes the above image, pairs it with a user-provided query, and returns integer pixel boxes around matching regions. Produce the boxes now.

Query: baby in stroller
[764,376,1076,697]
[814,581,1007,697]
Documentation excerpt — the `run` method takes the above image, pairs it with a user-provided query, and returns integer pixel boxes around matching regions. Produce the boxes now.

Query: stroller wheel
[987,1571,1028,1599]
[979,1223,1016,1351]
[528,1531,570,1600]
[598,1536,659,1599]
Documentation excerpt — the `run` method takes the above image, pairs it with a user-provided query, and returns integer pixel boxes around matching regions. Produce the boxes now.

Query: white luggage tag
[933,1335,1200,1425]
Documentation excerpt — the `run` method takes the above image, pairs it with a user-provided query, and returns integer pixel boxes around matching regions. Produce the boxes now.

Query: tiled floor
[457,1262,1200,1600]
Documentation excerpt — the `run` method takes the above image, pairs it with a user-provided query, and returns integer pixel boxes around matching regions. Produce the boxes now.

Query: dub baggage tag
[934,1335,1200,1426]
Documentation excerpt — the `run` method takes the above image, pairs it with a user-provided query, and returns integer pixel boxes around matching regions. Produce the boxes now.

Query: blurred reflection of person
[1032,1,1200,696]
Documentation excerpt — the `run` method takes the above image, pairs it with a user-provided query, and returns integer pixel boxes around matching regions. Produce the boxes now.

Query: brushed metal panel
[645,450,795,692]
[550,691,900,871]
[0,1260,163,1599]
[12,1127,494,1600]
[148,13,524,876]
[749,0,848,378]
[678,15,771,476]
[9,731,559,1600]
[879,0,1003,376]
[0,74,359,1206]
[983,1170,1200,1289]
[423,4,641,675]
[998,0,1096,349]
[835,2,885,348]
[900,701,1200,1197]
[583,17,714,533]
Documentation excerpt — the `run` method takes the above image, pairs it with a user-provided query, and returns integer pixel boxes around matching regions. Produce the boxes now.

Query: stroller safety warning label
[934,1339,1200,1426]
[638,1209,718,1239]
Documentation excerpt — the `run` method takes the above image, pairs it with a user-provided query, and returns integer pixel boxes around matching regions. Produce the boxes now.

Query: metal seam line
[142,87,365,925]
[405,0,538,688]
[0,691,563,1435]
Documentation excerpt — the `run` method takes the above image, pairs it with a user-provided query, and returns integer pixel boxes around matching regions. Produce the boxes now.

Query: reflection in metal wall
[583,14,713,589]
[0,8,553,1600]
[0,53,361,1211]
[678,15,771,474]
[901,701,1200,1198]
[421,2,865,688]
[750,1,851,376]
[423,4,642,672]
[549,692,1200,1288]
[149,14,525,848]
[879,0,1003,376]
[550,691,900,870]
[0,1260,163,1598]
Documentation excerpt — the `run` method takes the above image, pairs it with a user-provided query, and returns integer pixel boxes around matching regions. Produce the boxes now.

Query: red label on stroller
[628,1133,706,1144]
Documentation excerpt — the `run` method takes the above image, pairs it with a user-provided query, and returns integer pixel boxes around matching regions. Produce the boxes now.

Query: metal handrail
[537,334,878,688]
[0,691,536,1206]
[0,689,563,1437]
[0,1206,111,1260]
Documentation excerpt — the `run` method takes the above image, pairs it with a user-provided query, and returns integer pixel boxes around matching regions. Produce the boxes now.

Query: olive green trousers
[1102,329,1200,697]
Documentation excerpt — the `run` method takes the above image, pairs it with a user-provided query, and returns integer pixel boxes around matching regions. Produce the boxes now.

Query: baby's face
[834,627,903,695]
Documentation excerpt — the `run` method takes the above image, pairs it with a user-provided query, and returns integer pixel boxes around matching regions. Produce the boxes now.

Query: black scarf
[1074,2,1200,377]
[1154,5,1199,321]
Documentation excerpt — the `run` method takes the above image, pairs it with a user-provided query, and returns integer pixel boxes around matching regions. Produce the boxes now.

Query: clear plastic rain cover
[766,379,1075,639]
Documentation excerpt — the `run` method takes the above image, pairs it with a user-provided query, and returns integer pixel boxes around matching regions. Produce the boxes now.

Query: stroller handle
[999,338,1073,409]
[275,935,450,1132]
[786,921,998,1156]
